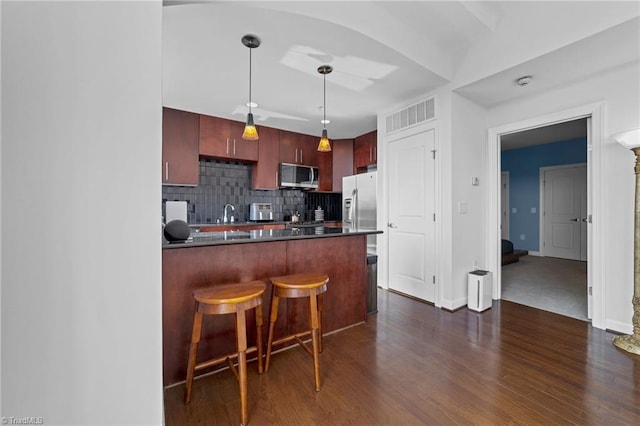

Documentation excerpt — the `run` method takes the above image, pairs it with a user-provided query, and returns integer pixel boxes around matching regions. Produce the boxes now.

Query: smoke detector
[515,75,533,87]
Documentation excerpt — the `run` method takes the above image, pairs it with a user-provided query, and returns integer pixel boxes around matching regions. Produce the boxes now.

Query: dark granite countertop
[188,220,339,229]
[163,226,382,249]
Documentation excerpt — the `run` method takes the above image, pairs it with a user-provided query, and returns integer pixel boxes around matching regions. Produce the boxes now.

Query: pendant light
[317,65,333,152]
[241,34,260,140]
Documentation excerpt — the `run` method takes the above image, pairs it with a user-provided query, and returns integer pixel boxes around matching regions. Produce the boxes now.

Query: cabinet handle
[369,147,372,162]
[226,138,230,155]
[295,148,298,163]
[275,171,278,187]
[374,146,377,162]
[233,139,236,156]
[300,148,303,164]
[165,162,169,181]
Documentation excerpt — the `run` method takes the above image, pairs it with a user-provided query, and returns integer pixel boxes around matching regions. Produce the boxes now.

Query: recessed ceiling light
[515,75,533,87]
[246,101,258,108]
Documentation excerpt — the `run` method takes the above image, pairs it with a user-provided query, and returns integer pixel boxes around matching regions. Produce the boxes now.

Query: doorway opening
[495,116,594,322]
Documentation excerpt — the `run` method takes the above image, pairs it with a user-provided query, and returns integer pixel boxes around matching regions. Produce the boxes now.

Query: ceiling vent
[385,97,435,134]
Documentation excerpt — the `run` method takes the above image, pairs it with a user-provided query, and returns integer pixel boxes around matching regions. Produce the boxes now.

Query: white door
[387,130,436,302]
[501,172,509,240]
[542,165,587,261]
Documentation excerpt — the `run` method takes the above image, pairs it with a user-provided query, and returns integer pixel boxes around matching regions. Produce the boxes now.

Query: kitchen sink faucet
[223,204,235,223]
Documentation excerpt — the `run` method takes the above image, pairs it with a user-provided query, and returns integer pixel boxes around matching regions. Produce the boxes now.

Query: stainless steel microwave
[279,163,319,189]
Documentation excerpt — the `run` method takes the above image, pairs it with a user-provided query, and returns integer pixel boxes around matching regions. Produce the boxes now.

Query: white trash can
[468,270,492,312]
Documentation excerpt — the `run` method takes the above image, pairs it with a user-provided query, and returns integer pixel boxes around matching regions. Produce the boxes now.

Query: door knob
[569,218,579,222]
[387,223,397,228]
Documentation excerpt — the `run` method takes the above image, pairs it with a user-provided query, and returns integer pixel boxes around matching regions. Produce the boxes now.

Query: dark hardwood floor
[164,289,640,425]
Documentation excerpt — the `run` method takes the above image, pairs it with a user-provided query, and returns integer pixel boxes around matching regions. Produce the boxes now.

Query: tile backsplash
[162,159,341,224]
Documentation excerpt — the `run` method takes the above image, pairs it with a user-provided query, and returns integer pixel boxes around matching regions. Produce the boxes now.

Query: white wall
[485,62,640,332]
[1,1,164,424]
[447,93,487,309]
[378,51,639,331]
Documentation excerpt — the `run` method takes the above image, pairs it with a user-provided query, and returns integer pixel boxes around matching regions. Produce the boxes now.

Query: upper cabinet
[162,107,200,186]
[251,126,280,190]
[279,130,318,166]
[199,115,259,162]
[354,130,377,172]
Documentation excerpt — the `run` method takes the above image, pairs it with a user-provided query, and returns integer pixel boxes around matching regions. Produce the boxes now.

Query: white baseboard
[606,319,633,335]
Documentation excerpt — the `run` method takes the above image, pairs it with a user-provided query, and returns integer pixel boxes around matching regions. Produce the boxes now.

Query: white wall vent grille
[385,97,435,134]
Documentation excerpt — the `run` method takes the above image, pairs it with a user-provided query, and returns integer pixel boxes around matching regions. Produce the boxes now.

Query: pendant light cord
[248,47,252,114]
[323,73,326,129]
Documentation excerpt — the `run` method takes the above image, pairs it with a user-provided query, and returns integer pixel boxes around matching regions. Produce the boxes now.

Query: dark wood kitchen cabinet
[251,126,280,189]
[316,147,332,191]
[279,130,318,166]
[199,115,259,162]
[162,107,200,186]
[354,130,377,172]
[331,138,354,192]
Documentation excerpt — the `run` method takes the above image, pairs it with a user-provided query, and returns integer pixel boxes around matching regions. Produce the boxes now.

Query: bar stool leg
[318,292,324,353]
[235,308,249,426]
[265,293,280,372]
[255,303,264,374]
[184,308,203,404]
[309,292,321,391]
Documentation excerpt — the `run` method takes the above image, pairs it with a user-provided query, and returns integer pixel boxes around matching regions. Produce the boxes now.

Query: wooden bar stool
[265,272,329,391]
[184,280,266,425]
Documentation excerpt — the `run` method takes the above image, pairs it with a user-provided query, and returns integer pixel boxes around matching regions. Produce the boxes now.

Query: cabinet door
[332,139,354,192]
[316,148,333,191]
[229,120,259,162]
[279,130,298,164]
[252,126,280,189]
[354,130,377,171]
[300,134,319,167]
[162,108,200,186]
[199,115,231,158]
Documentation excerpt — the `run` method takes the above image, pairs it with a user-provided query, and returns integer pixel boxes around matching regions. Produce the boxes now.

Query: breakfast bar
[162,227,380,386]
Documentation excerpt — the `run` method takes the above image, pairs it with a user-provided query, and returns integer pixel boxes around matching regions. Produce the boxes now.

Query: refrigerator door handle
[352,188,358,228]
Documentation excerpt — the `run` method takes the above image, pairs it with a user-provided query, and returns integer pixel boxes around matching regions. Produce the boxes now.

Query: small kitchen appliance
[249,202,274,221]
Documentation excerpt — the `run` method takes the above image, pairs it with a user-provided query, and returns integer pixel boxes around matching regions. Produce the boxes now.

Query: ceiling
[500,118,587,151]
[162,1,639,140]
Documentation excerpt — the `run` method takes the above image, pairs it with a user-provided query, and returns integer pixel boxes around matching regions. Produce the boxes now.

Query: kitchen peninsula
[162,226,381,386]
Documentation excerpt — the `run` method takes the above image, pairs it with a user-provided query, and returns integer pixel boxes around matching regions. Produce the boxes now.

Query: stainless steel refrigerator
[343,171,378,255]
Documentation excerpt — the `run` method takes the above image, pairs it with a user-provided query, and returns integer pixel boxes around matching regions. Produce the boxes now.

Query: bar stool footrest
[194,345,260,372]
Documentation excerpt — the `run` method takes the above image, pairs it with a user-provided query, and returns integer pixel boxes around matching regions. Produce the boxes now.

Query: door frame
[539,163,587,259]
[487,102,605,329]
[378,118,441,306]
[501,171,510,240]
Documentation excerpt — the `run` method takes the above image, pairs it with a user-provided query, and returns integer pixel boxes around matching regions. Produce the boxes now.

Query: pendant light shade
[318,129,331,152]
[242,112,258,140]
[242,34,260,140]
[317,65,333,152]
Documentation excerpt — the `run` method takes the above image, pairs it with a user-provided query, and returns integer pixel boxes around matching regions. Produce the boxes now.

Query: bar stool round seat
[265,272,329,391]
[184,280,266,426]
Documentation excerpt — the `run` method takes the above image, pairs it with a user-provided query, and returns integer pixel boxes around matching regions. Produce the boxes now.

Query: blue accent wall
[501,138,586,251]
